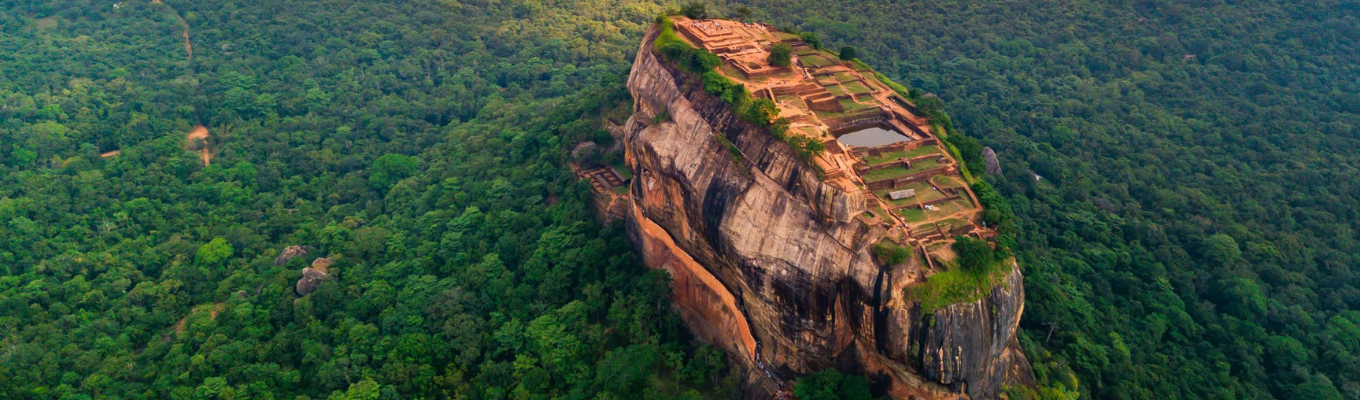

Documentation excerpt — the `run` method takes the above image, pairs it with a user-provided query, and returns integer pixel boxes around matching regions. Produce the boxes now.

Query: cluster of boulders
[277,245,334,296]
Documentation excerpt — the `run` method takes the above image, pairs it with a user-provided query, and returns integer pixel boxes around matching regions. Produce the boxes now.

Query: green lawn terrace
[862,144,943,166]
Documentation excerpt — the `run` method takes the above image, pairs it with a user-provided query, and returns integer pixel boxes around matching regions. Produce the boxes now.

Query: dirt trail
[100,150,121,158]
[186,125,211,165]
[150,0,192,59]
[183,30,192,58]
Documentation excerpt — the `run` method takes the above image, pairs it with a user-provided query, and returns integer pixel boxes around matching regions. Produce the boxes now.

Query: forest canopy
[0,0,743,398]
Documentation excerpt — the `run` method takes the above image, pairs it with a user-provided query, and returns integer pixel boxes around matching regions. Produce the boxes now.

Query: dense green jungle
[0,0,1356,399]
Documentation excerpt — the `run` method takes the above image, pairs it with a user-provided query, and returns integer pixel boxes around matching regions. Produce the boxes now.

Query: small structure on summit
[888,189,916,200]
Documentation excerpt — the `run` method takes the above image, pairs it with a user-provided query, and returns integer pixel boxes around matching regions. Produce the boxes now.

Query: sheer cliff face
[621,28,1027,400]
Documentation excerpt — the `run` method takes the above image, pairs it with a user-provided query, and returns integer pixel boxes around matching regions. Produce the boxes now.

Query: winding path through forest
[150,0,192,59]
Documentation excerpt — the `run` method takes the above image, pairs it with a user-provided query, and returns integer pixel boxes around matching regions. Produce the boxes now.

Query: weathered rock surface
[275,245,309,266]
[921,266,1025,399]
[982,147,1001,176]
[295,258,332,296]
[620,27,1028,399]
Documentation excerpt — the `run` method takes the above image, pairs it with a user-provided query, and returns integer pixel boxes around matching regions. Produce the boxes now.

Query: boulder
[275,245,309,266]
[295,259,332,296]
[983,147,1002,176]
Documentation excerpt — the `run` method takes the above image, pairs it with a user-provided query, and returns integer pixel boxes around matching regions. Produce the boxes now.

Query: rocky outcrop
[982,147,1001,176]
[921,266,1025,399]
[295,258,332,296]
[275,245,309,266]
[621,27,1028,399]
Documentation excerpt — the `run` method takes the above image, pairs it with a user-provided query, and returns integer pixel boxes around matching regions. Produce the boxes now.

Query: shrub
[768,43,792,67]
[657,41,689,60]
[872,239,914,265]
[691,50,722,72]
[800,32,822,49]
[702,71,731,95]
[741,97,778,127]
[769,118,790,140]
[787,135,826,161]
[952,236,997,274]
[680,2,706,19]
[839,46,857,61]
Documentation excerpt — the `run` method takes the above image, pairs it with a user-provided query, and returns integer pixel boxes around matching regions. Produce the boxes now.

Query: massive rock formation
[620,27,1028,399]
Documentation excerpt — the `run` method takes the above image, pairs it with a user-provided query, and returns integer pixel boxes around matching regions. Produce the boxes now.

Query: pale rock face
[620,27,1030,399]
[983,147,1002,176]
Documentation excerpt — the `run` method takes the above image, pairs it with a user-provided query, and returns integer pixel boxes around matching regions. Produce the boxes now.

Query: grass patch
[923,197,976,219]
[874,182,937,206]
[611,185,629,195]
[934,217,969,233]
[905,145,942,158]
[844,81,872,95]
[801,55,836,68]
[932,174,967,189]
[907,265,1005,313]
[839,98,873,112]
[864,150,906,166]
[825,84,847,97]
[720,64,747,80]
[905,157,941,174]
[610,161,633,180]
[910,237,1011,312]
[872,239,914,265]
[861,73,887,89]
[862,165,911,182]
[897,207,927,223]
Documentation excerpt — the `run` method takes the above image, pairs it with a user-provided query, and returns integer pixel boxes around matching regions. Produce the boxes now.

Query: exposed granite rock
[982,147,1001,176]
[275,245,309,266]
[295,258,332,296]
[920,265,1025,399]
[620,26,1029,399]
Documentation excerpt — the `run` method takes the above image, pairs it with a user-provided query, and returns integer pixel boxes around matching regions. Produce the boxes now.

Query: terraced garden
[931,174,967,189]
[863,145,941,165]
[897,207,927,223]
[922,197,976,219]
[844,81,872,95]
[863,165,911,182]
[801,54,836,68]
[840,98,874,111]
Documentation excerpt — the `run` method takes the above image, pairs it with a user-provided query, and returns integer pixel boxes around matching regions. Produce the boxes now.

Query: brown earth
[186,125,210,165]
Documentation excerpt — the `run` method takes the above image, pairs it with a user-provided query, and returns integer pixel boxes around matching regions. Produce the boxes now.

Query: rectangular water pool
[836,125,911,147]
